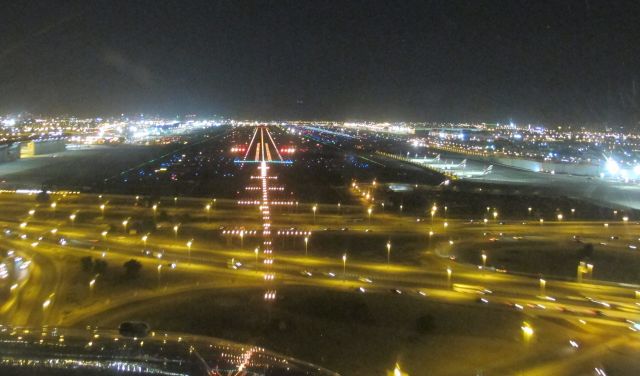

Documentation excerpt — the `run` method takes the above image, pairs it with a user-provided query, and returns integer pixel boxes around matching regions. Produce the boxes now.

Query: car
[390,289,402,294]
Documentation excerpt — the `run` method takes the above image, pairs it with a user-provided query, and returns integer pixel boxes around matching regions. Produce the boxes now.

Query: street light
[205,204,211,222]
[557,213,563,221]
[101,230,108,240]
[367,207,373,224]
[173,224,180,239]
[527,207,532,215]
[186,239,193,265]
[304,236,309,257]
[99,204,106,217]
[386,241,391,265]
[254,247,259,271]
[28,209,35,216]
[493,211,498,221]
[521,322,534,340]
[89,278,97,297]
[342,253,347,281]
[122,219,129,233]
[446,267,452,288]
[69,213,77,226]
[399,204,403,212]
[157,264,162,288]
[539,278,546,296]
[481,252,487,268]
[312,205,317,223]
[142,234,148,248]
[152,204,158,218]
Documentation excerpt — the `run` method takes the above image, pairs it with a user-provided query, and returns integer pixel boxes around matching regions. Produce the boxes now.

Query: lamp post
[99,204,106,218]
[539,278,546,296]
[142,234,148,248]
[481,252,487,268]
[304,236,309,257]
[89,277,97,297]
[254,247,259,272]
[173,224,180,240]
[186,240,193,265]
[446,267,452,288]
[69,213,76,227]
[122,219,129,233]
[312,205,317,223]
[342,253,347,281]
[240,230,244,248]
[367,207,372,224]
[205,204,211,222]
[152,204,158,219]
[386,241,391,265]
[157,264,162,288]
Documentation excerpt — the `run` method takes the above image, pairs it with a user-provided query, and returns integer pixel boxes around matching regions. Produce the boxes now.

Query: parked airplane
[450,165,493,178]
[428,159,467,170]
[409,154,440,164]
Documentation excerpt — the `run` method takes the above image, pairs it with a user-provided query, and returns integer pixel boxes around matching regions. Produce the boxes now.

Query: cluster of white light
[237,200,260,205]
[280,147,296,153]
[230,147,246,152]
[264,290,276,300]
[221,230,257,235]
[270,201,297,205]
[276,230,312,236]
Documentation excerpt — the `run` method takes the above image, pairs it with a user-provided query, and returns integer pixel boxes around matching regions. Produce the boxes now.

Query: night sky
[1,1,639,126]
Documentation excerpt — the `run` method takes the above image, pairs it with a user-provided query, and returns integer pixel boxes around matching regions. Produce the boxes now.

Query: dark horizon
[1,1,639,127]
